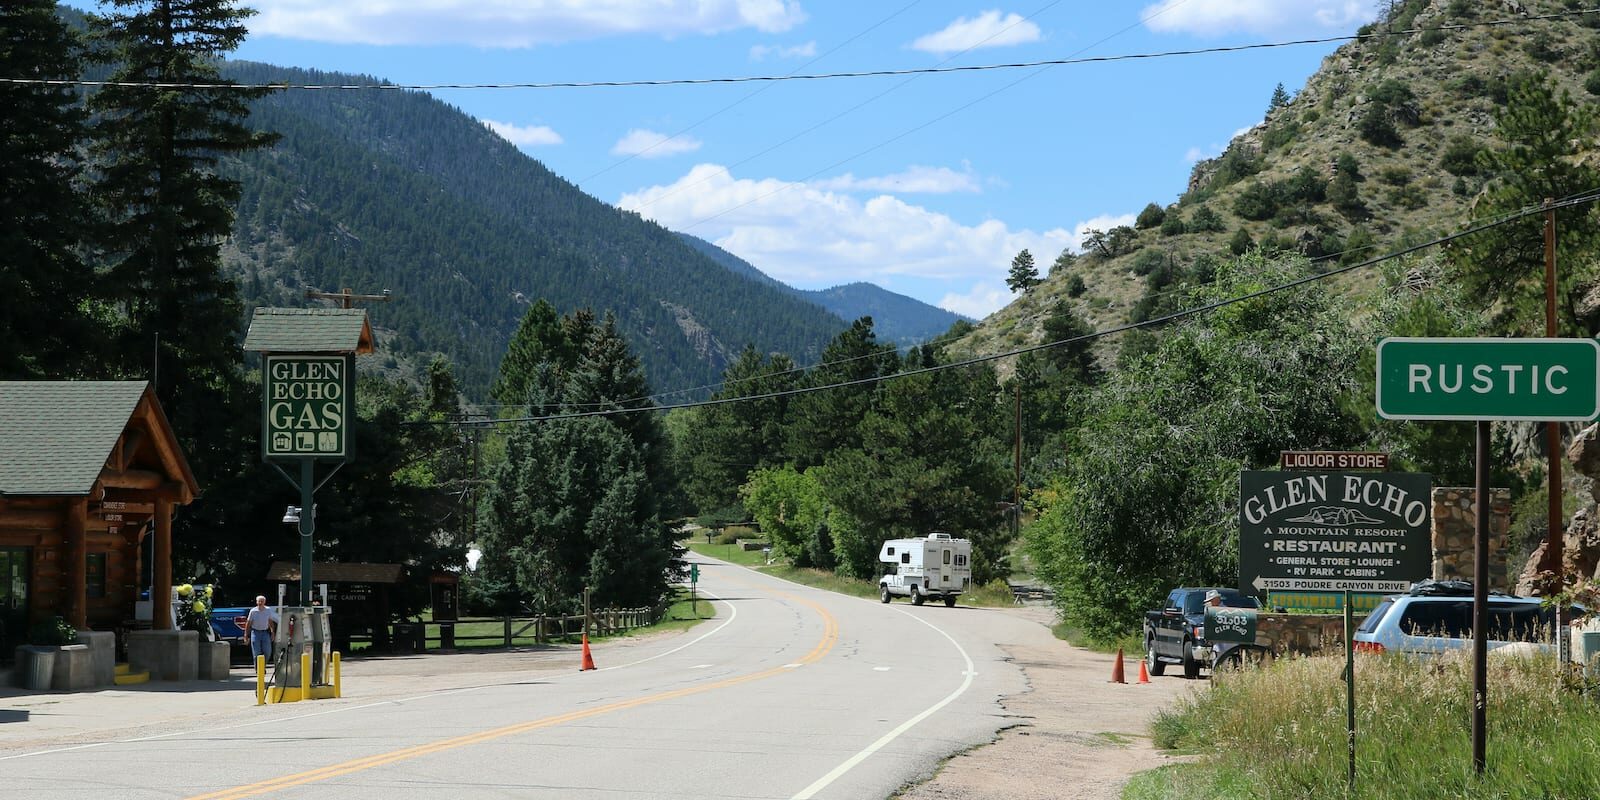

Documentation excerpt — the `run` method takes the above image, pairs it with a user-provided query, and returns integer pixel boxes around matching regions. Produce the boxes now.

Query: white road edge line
[789,605,976,800]
[0,587,738,761]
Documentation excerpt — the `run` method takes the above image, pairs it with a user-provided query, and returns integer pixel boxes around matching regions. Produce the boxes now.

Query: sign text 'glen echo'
[264,355,348,459]
[1376,337,1600,422]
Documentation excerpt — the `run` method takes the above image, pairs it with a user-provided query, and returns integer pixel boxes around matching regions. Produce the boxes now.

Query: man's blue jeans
[250,629,273,662]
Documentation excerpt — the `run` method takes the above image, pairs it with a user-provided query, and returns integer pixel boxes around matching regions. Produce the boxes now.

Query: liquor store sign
[263,355,350,460]
[1239,471,1431,595]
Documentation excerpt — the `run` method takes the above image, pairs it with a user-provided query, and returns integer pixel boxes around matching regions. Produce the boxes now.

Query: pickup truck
[1143,587,1261,679]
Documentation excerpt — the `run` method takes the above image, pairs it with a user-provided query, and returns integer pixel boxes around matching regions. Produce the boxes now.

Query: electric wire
[415,192,1600,428]
[3,10,1591,92]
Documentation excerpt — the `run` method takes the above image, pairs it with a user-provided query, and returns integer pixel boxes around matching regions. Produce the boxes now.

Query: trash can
[439,622,455,650]
[16,645,55,690]
[392,623,424,654]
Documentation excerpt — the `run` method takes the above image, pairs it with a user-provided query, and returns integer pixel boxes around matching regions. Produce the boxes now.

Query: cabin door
[939,548,953,588]
[0,547,31,657]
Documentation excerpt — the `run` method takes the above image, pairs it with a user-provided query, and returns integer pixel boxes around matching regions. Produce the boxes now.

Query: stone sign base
[128,630,199,682]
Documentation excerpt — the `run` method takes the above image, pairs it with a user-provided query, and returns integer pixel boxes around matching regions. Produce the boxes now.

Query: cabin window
[886,547,895,556]
[86,553,107,599]
[943,550,952,565]
[901,553,910,564]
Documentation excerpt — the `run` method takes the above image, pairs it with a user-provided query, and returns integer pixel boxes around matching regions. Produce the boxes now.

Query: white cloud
[618,164,1072,317]
[249,0,807,47]
[483,120,563,148]
[911,10,1042,54]
[939,283,1014,320]
[611,129,703,158]
[814,164,981,194]
[1184,125,1257,164]
[750,41,817,60]
[1067,213,1138,252]
[1142,0,1373,37]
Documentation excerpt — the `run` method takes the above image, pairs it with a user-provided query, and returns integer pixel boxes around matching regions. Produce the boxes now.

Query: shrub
[1064,273,1087,298]
[1419,27,1446,47]
[1358,105,1403,147]
[1188,205,1226,233]
[1587,68,1600,97]
[1379,165,1412,186]
[1439,135,1483,175]
[28,616,76,647]
[1130,248,1168,276]
[1261,120,1300,152]
[1160,211,1185,236]
[1228,227,1254,255]
[1525,31,1563,63]
[1233,180,1281,221]
[1135,202,1166,229]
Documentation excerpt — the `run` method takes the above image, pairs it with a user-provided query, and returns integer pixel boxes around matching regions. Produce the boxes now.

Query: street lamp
[282,505,301,526]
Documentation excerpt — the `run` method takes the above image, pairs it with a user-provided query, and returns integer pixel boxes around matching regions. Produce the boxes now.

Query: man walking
[245,595,277,662]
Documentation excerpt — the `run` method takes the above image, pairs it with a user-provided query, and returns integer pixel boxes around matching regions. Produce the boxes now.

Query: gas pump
[271,605,333,692]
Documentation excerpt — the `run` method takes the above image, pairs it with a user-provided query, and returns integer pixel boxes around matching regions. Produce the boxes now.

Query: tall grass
[1142,653,1600,799]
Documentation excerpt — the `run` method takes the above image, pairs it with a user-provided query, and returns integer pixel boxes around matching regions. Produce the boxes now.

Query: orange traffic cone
[1137,658,1151,684]
[580,633,597,671]
[1110,647,1126,684]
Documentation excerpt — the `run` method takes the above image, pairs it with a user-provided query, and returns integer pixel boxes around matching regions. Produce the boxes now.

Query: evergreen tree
[786,318,899,468]
[674,345,798,515]
[86,0,276,475]
[1267,82,1290,114]
[1451,71,1600,336]
[0,2,97,378]
[1049,248,1077,276]
[1006,249,1040,293]
[492,299,571,407]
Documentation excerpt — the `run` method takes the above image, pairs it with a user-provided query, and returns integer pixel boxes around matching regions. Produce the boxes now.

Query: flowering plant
[175,582,216,640]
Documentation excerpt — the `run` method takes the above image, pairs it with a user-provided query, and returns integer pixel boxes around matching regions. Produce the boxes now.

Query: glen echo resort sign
[1239,471,1431,594]
[263,355,350,459]
[1376,337,1600,421]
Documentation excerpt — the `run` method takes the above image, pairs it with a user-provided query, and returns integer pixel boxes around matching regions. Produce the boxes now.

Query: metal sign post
[1375,336,1600,776]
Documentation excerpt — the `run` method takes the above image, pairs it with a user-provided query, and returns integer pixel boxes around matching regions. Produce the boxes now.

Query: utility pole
[306,287,393,309]
[1013,383,1022,544]
[1543,198,1565,585]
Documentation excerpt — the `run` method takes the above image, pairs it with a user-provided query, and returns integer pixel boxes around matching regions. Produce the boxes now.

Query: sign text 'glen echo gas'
[264,355,349,459]
[1376,337,1600,422]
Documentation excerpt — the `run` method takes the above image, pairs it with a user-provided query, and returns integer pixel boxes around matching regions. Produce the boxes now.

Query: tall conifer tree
[87,0,275,470]
[0,2,96,378]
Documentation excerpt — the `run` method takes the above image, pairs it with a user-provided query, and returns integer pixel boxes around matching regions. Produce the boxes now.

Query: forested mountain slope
[952,0,1600,362]
[216,62,847,400]
[677,233,970,348]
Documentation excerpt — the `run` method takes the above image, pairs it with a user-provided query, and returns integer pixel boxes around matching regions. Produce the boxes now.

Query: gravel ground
[895,607,1198,800]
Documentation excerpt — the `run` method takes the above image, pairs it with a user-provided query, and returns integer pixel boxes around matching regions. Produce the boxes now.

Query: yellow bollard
[332,651,342,698]
[255,655,265,706]
[299,652,310,701]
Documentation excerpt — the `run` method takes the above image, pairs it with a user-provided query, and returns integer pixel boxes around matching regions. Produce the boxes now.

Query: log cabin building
[0,382,199,656]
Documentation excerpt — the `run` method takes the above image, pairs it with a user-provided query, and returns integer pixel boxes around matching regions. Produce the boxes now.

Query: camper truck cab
[878,533,972,607]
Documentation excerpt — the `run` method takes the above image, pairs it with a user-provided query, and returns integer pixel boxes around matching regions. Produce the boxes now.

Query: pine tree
[1006,249,1040,293]
[0,2,97,378]
[492,299,570,408]
[786,318,899,469]
[87,0,277,471]
[1267,82,1290,115]
[1451,71,1600,336]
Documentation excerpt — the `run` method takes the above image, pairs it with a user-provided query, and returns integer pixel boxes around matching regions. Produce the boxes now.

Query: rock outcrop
[1514,423,1600,595]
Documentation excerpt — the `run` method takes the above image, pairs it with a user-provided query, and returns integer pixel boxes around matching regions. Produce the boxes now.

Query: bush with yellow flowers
[174,582,217,639]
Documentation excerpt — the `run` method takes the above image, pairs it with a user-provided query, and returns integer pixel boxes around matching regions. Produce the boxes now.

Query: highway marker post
[1376,336,1600,776]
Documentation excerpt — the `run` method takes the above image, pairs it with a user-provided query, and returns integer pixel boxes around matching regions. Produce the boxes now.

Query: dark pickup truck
[1143,587,1261,679]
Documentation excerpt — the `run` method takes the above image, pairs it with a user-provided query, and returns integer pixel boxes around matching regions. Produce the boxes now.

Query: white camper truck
[878,533,972,607]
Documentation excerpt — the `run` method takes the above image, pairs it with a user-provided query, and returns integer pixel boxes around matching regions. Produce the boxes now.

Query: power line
[417,191,1600,428]
[5,10,1591,92]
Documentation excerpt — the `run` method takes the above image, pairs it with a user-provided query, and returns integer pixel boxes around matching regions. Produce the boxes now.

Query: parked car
[211,606,252,662]
[1353,580,1582,656]
[1144,587,1261,679]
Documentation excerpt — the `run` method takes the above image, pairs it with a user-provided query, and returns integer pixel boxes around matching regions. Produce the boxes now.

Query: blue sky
[72,1,1380,318]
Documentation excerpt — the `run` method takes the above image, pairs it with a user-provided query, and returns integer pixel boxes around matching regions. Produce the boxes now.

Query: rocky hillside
[952,0,1600,364]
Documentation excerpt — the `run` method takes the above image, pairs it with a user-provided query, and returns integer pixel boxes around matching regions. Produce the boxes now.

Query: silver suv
[1352,581,1577,656]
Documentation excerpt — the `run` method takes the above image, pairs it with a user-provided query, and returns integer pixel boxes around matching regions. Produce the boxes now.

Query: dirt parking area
[896,608,1198,800]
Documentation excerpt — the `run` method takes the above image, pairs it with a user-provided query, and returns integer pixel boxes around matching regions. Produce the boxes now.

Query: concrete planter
[14,645,56,691]
[76,631,116,687]
[197,640,231,680]
[51,644,93,690]
[128,630,199,682]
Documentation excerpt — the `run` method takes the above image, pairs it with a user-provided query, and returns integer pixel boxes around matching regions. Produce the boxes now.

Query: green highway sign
[1376,337,1600,422]
[263,354,351,459]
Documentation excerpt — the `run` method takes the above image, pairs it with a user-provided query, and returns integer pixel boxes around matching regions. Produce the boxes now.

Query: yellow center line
[187,589,839,800]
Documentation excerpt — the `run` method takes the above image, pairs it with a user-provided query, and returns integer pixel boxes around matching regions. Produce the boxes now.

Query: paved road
[1,555,1034,799]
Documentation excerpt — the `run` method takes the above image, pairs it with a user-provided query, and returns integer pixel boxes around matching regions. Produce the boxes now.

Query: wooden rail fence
[401,606,658,650]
